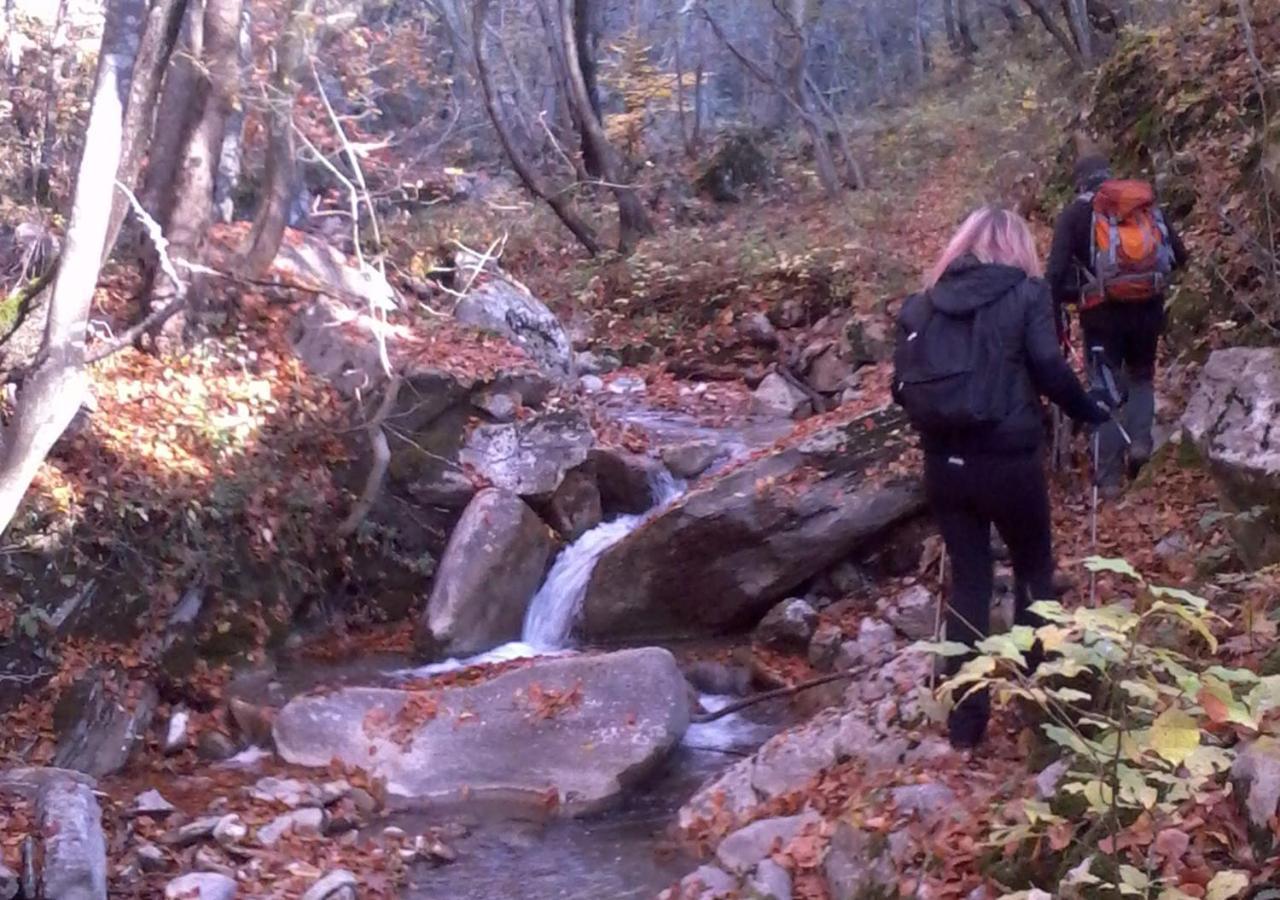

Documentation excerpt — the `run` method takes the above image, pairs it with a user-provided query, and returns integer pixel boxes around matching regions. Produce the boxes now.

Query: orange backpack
[1083,180,1175,308]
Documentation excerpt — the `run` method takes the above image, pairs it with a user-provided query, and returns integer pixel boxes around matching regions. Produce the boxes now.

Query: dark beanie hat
[1073,154,1111,190]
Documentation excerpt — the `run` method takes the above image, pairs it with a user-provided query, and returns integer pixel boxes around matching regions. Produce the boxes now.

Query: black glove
[1085,388,1113,425]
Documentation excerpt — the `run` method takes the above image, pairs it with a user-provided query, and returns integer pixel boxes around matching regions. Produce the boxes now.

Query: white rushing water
[522,469,684,651]
[399,469,686,680]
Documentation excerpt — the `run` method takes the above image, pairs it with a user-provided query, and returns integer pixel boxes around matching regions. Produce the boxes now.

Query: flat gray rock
[274,648,690,816]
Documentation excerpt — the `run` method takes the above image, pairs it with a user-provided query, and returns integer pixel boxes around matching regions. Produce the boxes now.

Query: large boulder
[459,409,596,499]
[452,251,573,378]
[1183,348,1280,568]
[582,408,924,641]
[414,489,555,658]
[52,670,157,778]
[38,779,107,900]
[273,648,690,816]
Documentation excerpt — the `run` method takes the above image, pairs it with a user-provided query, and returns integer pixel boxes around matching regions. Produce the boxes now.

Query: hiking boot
[947,688,990,749]
[1099,481,1125,501]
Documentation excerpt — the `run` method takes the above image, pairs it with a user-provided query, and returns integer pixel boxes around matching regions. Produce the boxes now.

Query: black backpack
[892,291,1010,433]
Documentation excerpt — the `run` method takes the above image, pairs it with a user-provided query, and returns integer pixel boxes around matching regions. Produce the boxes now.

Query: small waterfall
[522,469,684,651]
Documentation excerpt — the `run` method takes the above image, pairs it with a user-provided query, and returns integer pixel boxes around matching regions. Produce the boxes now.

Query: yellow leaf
[1205,871,1250,900]
[1150,708,1200,766]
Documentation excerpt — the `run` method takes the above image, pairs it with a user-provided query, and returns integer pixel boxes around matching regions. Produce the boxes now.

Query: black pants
[925,450,1055,665]
[1081,301,1163,481]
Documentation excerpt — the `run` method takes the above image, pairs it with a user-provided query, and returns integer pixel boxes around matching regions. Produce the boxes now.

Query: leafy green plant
[916,557,1274,898]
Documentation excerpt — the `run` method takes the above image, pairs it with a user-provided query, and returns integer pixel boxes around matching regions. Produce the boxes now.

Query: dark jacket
[1046,193,1189,324]
[909,256,1105,457]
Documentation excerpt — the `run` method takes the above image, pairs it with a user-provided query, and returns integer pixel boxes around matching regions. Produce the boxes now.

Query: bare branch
[338,374,403,537]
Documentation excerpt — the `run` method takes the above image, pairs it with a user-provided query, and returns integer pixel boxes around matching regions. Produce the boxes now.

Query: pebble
[164,873,237,900]
[212,814,248,847]
[300,869,359,900]
[130,789,177,819]
[136,843,168,874]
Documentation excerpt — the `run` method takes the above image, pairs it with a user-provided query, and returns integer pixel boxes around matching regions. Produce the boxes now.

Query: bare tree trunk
[31,0,69,203]
[147,0,245,348]
[241,0,314,276]
[572,0,603,177]
[956,0,979,53]
[1067,0,1094,61]
[532,0,588,181]
[0,0,147,538]
[693,58,705,150]
[674,13,694,158]
[213,4,250,223]
[943,0,961,51]
[139,0,203,221]
[912,0,928,84]
[1021,0,1086,67]
[474,0,601,255]
[102,0,188,263]
[557,0,653,252]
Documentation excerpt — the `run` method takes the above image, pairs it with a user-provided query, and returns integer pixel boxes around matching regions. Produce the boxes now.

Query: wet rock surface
[274,649,691,815]
[415,489,555,658]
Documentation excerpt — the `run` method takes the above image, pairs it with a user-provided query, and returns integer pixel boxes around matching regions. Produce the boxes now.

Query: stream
[269,405,799,899]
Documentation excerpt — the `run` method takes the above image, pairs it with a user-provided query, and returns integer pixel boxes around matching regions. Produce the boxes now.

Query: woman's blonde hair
[925,206,1043,289]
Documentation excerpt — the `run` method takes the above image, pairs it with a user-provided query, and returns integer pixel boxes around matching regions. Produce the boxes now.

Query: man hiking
[1047,154,1189,497]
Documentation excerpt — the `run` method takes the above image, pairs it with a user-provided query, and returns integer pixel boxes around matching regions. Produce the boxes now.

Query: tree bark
[0,0,147,538]
[942,0,961,52]
[139,0,203,222]
[31,0,69,203]
[956,0,980,54]
[241,0,314,276]
[1021,0,1086,67]
[102,0,188,263]
[912,0,928,84]
[474,0,601,256]
[213,4,250,223]
[572,0,603,177]
[557,0,652,252]
[146,0,245,347]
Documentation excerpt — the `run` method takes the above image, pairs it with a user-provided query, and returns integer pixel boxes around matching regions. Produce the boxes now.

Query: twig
[690,671,857,723]
[338,374,403,537]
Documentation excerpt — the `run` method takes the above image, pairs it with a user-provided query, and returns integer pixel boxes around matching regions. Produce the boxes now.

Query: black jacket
[1046,193,1189,322]
[909,257,1106,457]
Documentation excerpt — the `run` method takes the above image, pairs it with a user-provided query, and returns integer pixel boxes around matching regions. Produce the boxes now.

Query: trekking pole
[1086,347,1133,607]
[931,546,948,692]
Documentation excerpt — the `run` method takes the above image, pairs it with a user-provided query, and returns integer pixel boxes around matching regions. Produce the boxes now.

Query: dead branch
[690,670,857,723]
[338,374,403,537]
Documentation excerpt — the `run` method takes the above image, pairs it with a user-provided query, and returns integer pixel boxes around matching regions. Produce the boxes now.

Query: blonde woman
[894,207,1110,748]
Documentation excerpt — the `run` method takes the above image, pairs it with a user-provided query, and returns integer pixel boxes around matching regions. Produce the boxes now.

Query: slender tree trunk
[532,0,588,181]
[139,0,203,222]
[474,0,600,255]
[241,0,313,276]
[0,0,147,538]
[147,0,245,348]
[572,0,603,177]
[1068,0,1095,60]
[674,14,693,158]
[956,0,979,54]
[1021,0,1086,67]
[943,0,961,51]
[912,0,928,84]
[557,0,652,252]
[31,0,69,203]
[102,0,187,263]
[213,4,250,223]
[693,58,705,150]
